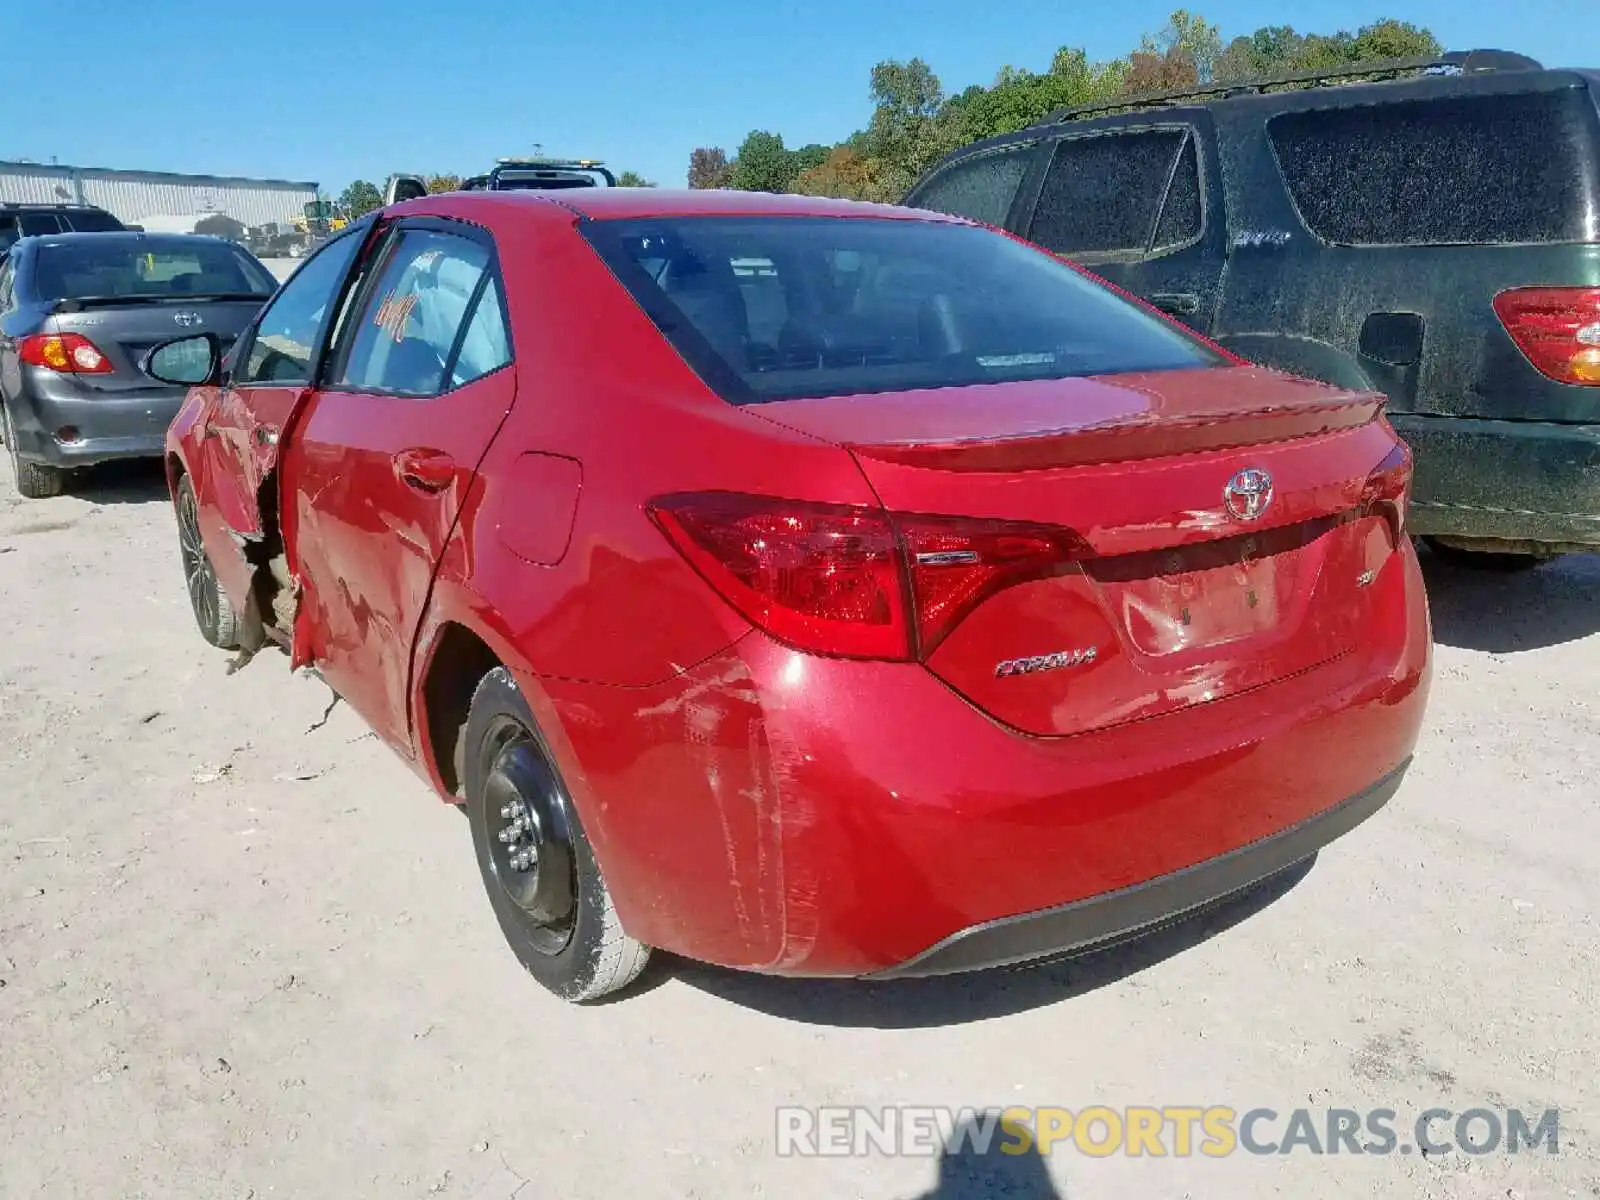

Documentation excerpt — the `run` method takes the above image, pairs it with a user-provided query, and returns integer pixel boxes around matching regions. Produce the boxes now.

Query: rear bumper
[539,536,1432,977]
[1392,413,1600,551]
[6,369,183,467]
[867,758,1407,979]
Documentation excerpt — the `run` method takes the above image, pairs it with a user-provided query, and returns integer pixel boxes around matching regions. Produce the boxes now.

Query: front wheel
[175,476,240,648]
[464,667,649,1002]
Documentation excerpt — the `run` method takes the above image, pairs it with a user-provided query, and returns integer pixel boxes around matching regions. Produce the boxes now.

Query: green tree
[339,179,383,218]
[792,146,880,200]
[1215,18,1441,84]
[1141,9,1224,82]
[687,147,732,189]
[957,48,1125,138]
[616,170,656,187]
[729,131,799,192]
[425,175,462,194]
[1350,19,1441,62]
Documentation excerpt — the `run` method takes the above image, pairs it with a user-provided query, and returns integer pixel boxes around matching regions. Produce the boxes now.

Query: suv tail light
[18,332,113,374]
[647,493,1089,661]
[1492,287,1600,385]
[1359,440,1413,543]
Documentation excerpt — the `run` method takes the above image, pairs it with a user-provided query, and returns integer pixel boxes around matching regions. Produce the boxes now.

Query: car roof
[395,187,963,225]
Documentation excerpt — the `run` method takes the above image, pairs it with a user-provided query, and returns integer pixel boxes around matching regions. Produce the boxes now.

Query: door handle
[394,447,456,492]
[1149,293,1201,316]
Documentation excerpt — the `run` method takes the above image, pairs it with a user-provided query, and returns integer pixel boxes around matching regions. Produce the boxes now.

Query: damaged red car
[150,189,1431,1002]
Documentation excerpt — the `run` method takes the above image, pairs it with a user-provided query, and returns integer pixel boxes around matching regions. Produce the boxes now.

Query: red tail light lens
[898,514,1090,655]
[1492,287,1600,385]
[1360,440,1413,542]
[18,332,113,374]
[648,493,1088,661]
[648,493,911,659]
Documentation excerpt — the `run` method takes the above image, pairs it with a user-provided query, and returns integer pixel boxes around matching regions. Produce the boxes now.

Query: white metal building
[0,160,319,228]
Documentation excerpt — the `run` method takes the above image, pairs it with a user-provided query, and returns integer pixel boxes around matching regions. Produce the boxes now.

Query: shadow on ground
[1421,546,1600,653]
[664,856,1315,1028]
[65,459,171,506]
[910,1112,1065,1198]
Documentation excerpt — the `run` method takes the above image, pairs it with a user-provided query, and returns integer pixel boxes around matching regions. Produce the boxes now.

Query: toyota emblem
[1223,468,1274,522]
[173,311,203,328]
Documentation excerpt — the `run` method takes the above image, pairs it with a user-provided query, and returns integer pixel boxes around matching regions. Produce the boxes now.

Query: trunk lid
[49,297,264,394]
[750,365,1405,737]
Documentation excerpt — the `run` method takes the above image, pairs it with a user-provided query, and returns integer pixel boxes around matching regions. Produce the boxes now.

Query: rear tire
[2,402,65,499]
[175,476,240,649]
[464,667,649,1002]
[1423,537,1550,572]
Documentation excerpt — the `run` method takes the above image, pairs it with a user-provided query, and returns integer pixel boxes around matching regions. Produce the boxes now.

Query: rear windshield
[34,236,277,302]
[582,216,1222,403]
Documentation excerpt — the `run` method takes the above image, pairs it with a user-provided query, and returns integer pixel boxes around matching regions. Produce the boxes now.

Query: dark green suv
[904,50,1600,568]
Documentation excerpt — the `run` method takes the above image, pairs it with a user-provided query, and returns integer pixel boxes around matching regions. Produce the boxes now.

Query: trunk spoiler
[843,394,1386,473]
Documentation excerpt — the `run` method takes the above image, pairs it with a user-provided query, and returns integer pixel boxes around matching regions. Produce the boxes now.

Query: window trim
[320,215,514,402]
[1027,123,1208,264]
[232,223,374,389]
[1263,86,1600,249]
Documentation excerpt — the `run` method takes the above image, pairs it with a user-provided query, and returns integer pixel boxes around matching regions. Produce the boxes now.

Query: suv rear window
[35,236,277,301]
[583,215,1222,404]
[1268,88,1600,246]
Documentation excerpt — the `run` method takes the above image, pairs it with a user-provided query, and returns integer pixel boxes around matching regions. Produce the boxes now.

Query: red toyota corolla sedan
[148,188,1431,1002]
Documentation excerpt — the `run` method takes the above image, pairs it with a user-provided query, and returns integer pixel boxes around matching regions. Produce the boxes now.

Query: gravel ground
[1,455,1596,1200]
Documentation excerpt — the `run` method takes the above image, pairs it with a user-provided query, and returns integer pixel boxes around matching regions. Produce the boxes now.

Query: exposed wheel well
[165,452,186,496]
[421,622,504,799]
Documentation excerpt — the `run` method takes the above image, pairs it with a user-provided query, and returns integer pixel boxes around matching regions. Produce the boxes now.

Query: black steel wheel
[176,476,240,649]
[464,667,649,1001]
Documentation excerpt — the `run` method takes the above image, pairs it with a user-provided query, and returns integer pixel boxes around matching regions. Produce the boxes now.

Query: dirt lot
[1,454,1596,1200]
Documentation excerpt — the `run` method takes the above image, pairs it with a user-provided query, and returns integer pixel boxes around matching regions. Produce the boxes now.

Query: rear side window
[335,227,504,397]
[1030,129,1202,256]
[63,209,125,233]
[909,148,1033,228]
[1268,89,1600,246]
[19,213,63,236]
[583,216,1222,405]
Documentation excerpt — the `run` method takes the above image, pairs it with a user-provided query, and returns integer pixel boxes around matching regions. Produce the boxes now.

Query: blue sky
[6,0,1575,195]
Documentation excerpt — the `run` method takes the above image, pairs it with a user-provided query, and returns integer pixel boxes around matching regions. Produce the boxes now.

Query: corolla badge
[173,311,203,327]
[994,647,1097,678]
[1223,468,1274,522]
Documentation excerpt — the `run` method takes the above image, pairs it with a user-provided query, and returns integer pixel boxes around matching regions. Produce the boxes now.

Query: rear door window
[909,147,1034,228]
[1029,129,1202,257]
[334,227,499,397]
[1267,88,1600,245]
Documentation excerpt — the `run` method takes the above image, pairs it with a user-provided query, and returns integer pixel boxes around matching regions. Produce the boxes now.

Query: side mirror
[144,333,222,387]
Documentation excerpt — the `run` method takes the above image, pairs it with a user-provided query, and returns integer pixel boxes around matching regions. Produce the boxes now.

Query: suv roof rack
[1031,48,1545,127]
[494,157,607,169]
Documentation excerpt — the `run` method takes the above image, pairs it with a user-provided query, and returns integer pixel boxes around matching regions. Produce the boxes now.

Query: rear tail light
[18,332,113,374]
[1360,440,1412,543]
[647,493,1088,661]
[1492,287,1600,385]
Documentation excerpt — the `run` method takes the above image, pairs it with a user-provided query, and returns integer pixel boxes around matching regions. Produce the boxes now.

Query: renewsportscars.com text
[775,1105,1561,1159]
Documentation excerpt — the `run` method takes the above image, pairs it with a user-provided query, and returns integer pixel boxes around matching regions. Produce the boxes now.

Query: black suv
[904,50,1600,567]
[1,203,125,252]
